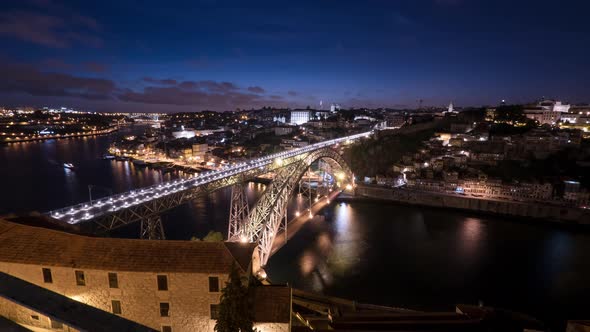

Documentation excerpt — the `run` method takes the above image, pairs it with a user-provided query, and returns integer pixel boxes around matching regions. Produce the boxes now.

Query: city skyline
[1,0,590,113]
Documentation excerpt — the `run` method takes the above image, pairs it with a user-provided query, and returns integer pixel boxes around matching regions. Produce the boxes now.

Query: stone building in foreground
[0,217,290,332]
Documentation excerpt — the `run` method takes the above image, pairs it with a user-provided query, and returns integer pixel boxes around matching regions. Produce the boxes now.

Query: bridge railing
[47,130,373,223]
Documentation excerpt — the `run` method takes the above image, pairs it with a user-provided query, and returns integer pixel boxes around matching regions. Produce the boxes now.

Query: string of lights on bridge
[48,131,373,224]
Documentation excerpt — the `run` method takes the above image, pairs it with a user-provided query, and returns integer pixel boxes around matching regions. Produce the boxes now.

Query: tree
[494,104,526,123]
[202,231,224,242]
[214,264,256,332]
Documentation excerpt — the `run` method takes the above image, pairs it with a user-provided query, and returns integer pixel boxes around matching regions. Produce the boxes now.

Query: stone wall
[355,185,590,224]
[0,262,229,332]
[0,296,80,332]
[254,322,290,332]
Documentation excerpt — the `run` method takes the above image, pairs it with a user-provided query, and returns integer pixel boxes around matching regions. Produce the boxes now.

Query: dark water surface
[1,128,588,330]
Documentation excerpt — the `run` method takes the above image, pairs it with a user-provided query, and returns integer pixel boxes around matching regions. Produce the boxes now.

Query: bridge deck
[47,131,372,224]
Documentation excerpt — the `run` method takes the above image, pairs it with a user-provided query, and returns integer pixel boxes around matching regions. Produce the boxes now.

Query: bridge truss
[46,131,369,255]
[228,147,353,266]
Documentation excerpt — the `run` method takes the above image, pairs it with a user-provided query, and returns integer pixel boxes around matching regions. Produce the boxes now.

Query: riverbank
[0,126,118,144]
[351,184,590,225]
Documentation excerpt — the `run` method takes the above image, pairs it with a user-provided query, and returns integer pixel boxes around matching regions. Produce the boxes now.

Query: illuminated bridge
[47,131,372,266]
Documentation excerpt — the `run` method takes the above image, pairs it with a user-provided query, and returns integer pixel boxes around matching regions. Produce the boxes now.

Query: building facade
[0,218,289,332]
[289,110,310,125]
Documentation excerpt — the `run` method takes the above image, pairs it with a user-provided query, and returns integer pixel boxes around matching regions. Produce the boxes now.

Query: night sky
[1,0,589,112]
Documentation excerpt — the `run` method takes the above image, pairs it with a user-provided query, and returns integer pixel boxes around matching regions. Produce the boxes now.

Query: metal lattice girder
[228,182,250,240]
[236,147,353,266]
[47,131,371,229]
[140,215,165,240]
[90,167,270,232]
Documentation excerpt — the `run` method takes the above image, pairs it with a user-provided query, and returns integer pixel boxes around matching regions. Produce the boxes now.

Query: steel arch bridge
[46,131,370,263]
[227,147,353,266]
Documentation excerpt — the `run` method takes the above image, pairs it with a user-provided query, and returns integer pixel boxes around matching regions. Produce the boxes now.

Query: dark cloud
[0,60,290,111]
[143,77,178,85]
[247,86,265,93]
[41,59,108,73]
[178,80,238,92]
[119,86,267,108]
[119,80,284,109]
[82,62,109,73]
[0,62,115,100]
[0,10,101,48]
[287,91,298,96]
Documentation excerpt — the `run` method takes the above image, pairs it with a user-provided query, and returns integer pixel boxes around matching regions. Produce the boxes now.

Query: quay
[0,126,118,143]
[352,184,590,225]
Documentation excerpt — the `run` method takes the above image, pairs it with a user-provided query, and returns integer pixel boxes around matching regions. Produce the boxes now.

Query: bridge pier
[140,215,165,240]
[228,183,250,241]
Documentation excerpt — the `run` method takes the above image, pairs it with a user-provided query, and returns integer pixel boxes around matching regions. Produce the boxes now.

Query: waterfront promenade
[0,127,118,143]
[354,184,590,224]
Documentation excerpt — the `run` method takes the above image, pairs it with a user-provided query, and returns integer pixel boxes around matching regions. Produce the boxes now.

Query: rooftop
[0,218,255,273]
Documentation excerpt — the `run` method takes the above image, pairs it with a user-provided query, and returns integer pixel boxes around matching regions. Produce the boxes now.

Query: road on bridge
[270,189,343,256]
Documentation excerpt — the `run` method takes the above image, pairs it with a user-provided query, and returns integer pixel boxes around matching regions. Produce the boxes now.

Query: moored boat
[132,159,147,166]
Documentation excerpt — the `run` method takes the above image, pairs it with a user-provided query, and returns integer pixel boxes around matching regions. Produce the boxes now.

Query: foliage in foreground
[214,264,256,332]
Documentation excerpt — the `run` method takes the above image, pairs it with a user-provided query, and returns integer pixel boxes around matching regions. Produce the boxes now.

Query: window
[210,304,220,320]
[75,270,85,286]
[42,268,52,283]
[111,300,122,315]
[159,302,170,317]
[157,275,168,291]
[31,315,39,320]
[162,326,172,332]
[108,272,118,288]
[50,319,63,329]
[208,276,219,292]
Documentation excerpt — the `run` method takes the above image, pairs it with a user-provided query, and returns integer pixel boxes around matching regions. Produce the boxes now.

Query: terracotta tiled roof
[0,219,255,273]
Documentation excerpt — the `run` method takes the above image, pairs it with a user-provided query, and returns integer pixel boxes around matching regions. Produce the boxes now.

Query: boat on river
[132,159,147,166]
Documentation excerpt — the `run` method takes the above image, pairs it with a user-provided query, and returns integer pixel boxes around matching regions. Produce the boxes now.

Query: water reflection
[458,217,483,261]
[328,202,364,276]
[290,202,367,293]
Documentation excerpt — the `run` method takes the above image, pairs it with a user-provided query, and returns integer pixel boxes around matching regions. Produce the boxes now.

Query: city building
[192,142,209,161]
[0,217,293,332]
[171,127,196,139]
[525,100,571,125]
[274,126,294,136]
[290,110,310,125]
[0,272,156,332]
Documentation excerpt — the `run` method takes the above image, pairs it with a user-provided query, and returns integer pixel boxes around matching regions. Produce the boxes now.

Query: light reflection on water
[458,217,483,262]
[265,201,590,331]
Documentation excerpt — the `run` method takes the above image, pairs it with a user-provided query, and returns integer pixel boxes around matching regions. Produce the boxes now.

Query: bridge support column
[228,182,249,241]
[140,215,165,240]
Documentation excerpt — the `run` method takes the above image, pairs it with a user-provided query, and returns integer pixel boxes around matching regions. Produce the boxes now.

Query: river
[0,126,588,330]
